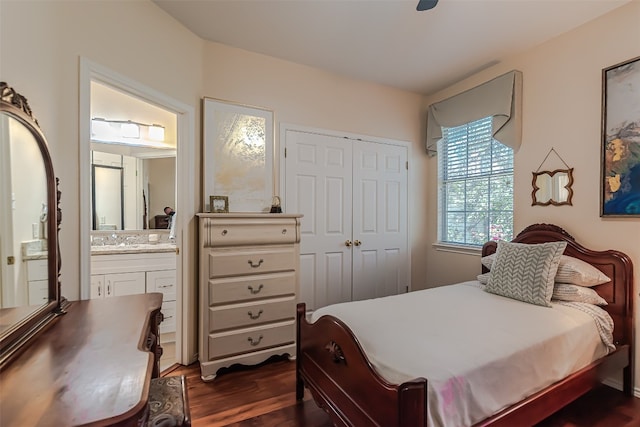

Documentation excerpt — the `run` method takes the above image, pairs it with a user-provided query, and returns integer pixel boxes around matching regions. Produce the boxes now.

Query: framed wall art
[203,97,274,213]
[600,56,640,217]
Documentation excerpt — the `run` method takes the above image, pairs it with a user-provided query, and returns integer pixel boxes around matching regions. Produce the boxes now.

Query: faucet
[110,233,122,246]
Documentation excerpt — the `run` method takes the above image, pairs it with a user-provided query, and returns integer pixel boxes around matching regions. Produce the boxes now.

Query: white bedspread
[310,281,611,427]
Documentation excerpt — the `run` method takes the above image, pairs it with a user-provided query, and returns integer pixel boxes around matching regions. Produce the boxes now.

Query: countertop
[90,242,177,255]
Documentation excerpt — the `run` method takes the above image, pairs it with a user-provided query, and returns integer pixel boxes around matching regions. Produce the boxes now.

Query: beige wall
[423,1,640,391]
[147,157,177,221]
[202,41,427,288]
[0,0,204,301]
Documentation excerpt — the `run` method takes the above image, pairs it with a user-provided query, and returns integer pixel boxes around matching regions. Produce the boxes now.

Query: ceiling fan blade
[417,0,438,11]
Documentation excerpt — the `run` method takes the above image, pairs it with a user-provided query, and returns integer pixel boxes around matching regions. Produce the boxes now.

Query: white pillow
[554,256,610,286]
[477,273,490,285]
[552,284,608,306]
[485,241,567,307]
[481,253,610,287]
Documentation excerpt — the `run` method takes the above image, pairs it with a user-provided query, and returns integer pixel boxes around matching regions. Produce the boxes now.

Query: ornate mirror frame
[531,168,574,206]
[0,82,65,367]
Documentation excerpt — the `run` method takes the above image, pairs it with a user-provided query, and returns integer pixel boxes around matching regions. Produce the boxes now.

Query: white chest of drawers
[197,213,302,381]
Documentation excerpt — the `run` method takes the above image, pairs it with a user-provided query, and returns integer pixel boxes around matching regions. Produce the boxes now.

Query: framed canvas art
[600,56,640,217]
[203,98,274,213]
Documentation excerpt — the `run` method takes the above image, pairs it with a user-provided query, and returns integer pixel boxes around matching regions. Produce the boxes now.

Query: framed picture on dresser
[202,97,274,213]
[209,195,229,213]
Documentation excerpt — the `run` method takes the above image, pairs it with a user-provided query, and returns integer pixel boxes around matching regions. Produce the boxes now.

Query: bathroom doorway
[79,59,197,370]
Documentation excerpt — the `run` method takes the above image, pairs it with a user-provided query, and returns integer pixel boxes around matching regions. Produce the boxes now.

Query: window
[438,116,513,246]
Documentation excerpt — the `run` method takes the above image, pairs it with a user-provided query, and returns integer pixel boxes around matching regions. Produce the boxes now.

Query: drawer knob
[248,258,264,268]
[248,309,263,320]
[248,284,264,294]
[248,335,264,346]
[282,229,287,234]
[221,229,228,236]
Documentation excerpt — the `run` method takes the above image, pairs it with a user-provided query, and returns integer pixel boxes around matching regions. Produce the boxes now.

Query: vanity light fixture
[121,121,140,138]
[91,117,165,142]
[148,124,165,141]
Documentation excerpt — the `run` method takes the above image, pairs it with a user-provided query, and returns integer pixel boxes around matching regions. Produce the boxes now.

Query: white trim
[279,122,412,292]
[79,58,196,364]
[432,242,483,256]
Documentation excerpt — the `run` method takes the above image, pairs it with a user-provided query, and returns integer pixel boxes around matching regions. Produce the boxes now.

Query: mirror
[531,168,574,206]
[0,82,63,365]
[90,81,176,230]
[90,146,176,230]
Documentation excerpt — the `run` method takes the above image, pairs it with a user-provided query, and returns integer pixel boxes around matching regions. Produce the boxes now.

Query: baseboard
[601,377,640,398]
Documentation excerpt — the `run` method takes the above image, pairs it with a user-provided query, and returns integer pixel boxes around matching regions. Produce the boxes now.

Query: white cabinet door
[284,130,353,311]
[27,259,50,305]
[91,272,145,298]
[107,272,146,297]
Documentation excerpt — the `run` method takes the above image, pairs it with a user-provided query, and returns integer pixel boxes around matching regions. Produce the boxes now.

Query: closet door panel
[352,141,408,300]
[285,130,353,311]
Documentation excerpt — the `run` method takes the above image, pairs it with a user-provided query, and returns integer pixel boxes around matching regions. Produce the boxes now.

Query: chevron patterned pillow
[485,240,567,307]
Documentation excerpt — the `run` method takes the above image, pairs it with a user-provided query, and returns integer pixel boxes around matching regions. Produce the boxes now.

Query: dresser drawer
[203,218,298,247]
[160,301,176,334]
[208,320,295,360]
[209,272,295,305]
[209,296,295,332]
[208,246,296,278]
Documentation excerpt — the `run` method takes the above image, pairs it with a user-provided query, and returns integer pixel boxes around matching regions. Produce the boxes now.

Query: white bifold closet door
[284,129,408,312]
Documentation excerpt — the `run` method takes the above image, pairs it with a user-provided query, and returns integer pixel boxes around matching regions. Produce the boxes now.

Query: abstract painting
[601,56,640,217]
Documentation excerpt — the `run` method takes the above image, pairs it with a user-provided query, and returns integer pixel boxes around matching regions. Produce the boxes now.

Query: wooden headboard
[481,223,634,348]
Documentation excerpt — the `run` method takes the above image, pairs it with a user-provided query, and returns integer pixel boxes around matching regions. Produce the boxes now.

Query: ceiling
[152,0,629,95]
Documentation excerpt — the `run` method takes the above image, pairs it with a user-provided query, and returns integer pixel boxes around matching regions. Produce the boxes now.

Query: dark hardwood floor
[166,357,640,426]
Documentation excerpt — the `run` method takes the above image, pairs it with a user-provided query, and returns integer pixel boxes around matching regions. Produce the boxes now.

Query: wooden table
[0,293,163,426]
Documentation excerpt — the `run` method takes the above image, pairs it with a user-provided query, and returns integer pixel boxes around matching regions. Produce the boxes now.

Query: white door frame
[79,58,196,364]
[0,118,14,307]
[279,123,412,301]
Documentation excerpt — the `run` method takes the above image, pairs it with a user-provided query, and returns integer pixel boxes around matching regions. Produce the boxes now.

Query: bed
[295,223,634,426]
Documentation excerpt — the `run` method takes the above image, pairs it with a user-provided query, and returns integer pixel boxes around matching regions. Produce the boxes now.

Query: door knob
[345,240,352,247]
[354,240,361,247]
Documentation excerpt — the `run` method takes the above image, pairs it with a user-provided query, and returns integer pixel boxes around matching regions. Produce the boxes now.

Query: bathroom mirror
[0,82,63,365]
[90,146,175,230]
[531,168,574,206]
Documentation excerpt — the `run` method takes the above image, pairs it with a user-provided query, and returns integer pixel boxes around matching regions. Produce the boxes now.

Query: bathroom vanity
[91,247,177,335]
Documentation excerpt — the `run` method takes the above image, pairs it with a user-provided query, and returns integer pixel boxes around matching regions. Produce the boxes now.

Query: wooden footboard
[296,303,428,427]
